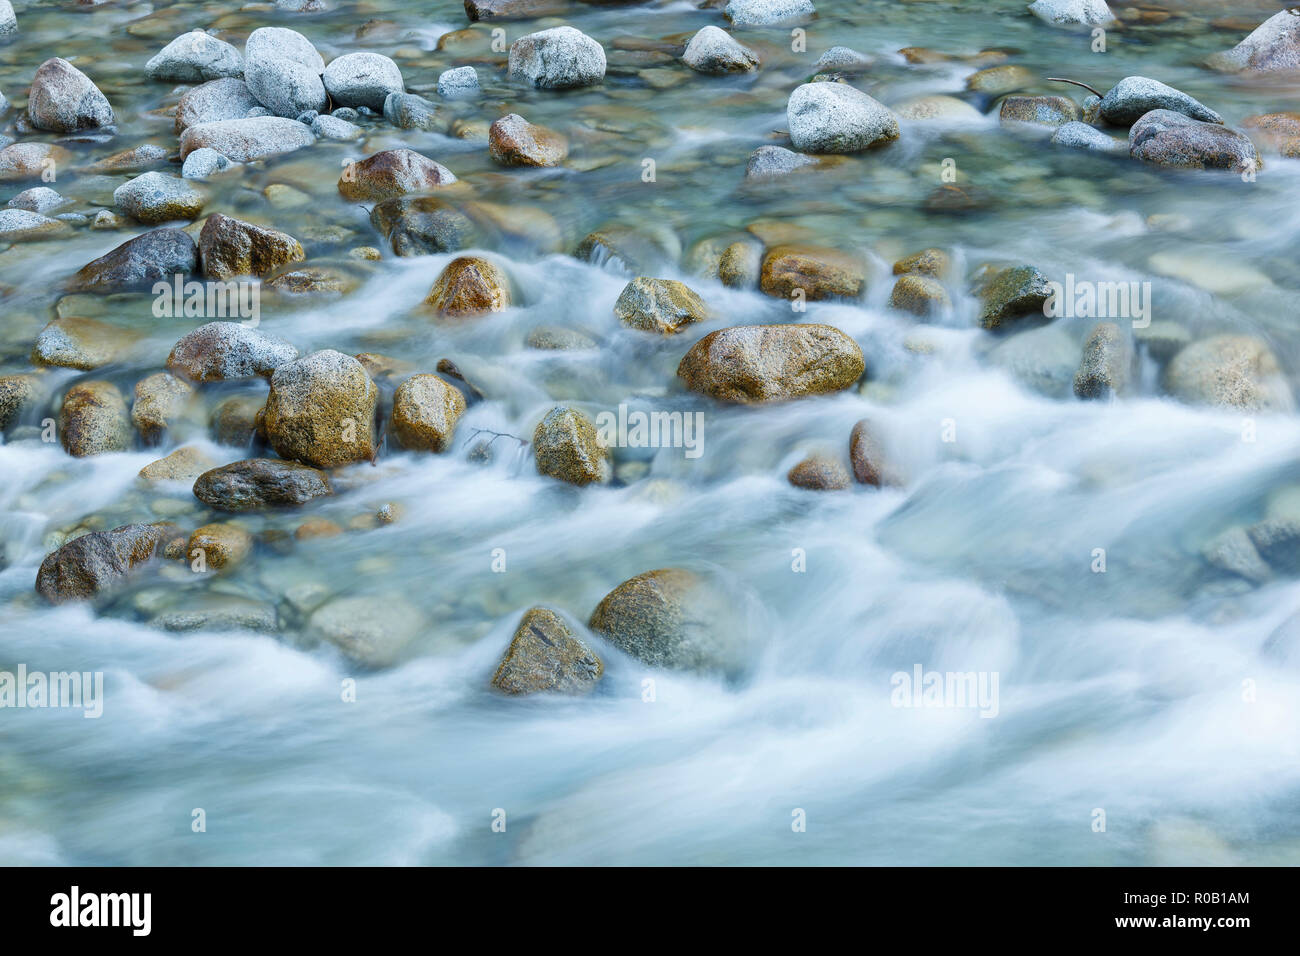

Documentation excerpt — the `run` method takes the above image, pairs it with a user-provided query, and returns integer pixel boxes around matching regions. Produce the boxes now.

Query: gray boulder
[1130,109,1260,173]
[683,26,759,74]
[437,66,479,99]
[69,229,198,293]
[1051,121,1127,154]
[113,172,205,224]
[179,116,316,162]
[27,58,113,132]
[1208,9,1300,74]
[786,82,899,153]
[1028,0,1115,26]
[174,78,261,133]
[146,31,244,82]
[508,26,606,89]
[322,52,404,110]
[724,0,814,26]
[1099,76,1222,126]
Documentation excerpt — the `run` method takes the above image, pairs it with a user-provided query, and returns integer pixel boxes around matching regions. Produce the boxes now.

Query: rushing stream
[2,0,1300,865]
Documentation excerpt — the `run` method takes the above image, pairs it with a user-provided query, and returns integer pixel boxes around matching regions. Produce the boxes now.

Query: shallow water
[2,0,1300,865]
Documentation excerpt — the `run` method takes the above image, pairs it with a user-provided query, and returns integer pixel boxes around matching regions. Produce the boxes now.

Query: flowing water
[2,0,1300,865]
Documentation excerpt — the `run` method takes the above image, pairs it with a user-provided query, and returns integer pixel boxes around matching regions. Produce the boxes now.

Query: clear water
[2,0,1300,864]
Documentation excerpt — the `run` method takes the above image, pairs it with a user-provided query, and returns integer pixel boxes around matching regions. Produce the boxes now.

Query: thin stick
[1046,77,1104,98]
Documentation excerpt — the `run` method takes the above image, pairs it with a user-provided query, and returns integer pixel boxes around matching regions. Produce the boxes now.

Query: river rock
[788,455,850,490]
[966,64,1034,95]
[81,144,170,175]
[1130,110,1260,173]
[181,148,236,179]
[814,46,873,72]
[69,228,198,293]
[425,255,511,316]
[310,114,361,140]
[745,145,819,179]
[36,524,163,603]
[889,274,949,317]
[264,350,378,467]
[168,322,298,382]
[193,458,332,510]
[683,26,759,74]
[179,116,316,163]
[323,52,404,110]
[0,142,69,181]
[1028,0,1115,26]
[466,0,568,18]
[977,264,1053,330]
[614,277,709,333]
[391,374,466,452]
[132,372,194,444]
[0,208,67,241]
[7,186,68,214]
[894,95,984,122]
[146,31,244,82]
[998,95,1079,127]
[1073,321,1132,399]
[492,607,603,695]
[60,381,130,456]
[114,172,205,224]
[199,213,304,279]
[174,78,261,133]
[575,224,681,273]
[309,595,423,667]
[534,406,610,485]
[1162,335,1293,412]
[724,0,814,26]
[245,55,326,117]
[719,240,762,289]
[1201,526,1271,585]
[1051,121,1128,154]
[677,324,864,403]
[370,196,478,256]
[508,26,606,90]
[188,523,253,570]
[27,58,113,132]
[850,418,902,487]
[210,395,264,446]
[760,245,866,300]
[338,148,457,201]
[488,113,568,167]
[1099,76,1222,126]
[787,82,899,153]
[0,374,40,430]
[245,26,324,71]
[0,0,14,36]
[437,66,479,98]
[32,317,136,369]
[588,568,741,672]
[382,92,443,131]
[1208,9,1300,74]
[1242,113,1300,158]
[893,248,950,278]
[139,446,215,482]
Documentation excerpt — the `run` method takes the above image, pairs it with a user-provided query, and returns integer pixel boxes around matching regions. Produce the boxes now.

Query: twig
[1046,77,1104,98]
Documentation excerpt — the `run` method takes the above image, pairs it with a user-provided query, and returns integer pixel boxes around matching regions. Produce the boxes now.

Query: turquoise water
[1,0,1299,864]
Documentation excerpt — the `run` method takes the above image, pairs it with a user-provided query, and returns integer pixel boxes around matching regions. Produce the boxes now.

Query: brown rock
[392,374,467,452]
[488,113,568,167]
[424,255,512,316]
[59,381,130,456]
[759,245,867,301]
[294,517,344,541]
[787,455,851,490]
[677,324,864,403]
[132,372,194,444]
[338,148,458,202]
[850,418,902,487]
[534,405,610,485]
[263,350,379,468]
[199,213,305,279]
[491,606,604,695]
[613,277,709,333]
[188,522,253,570]
[893,248,950,278]
[889,274,950,317]
[139,446,216,482]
